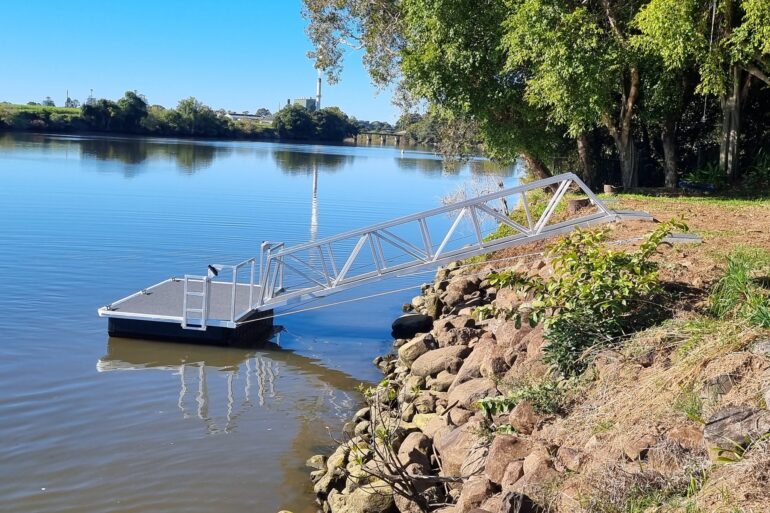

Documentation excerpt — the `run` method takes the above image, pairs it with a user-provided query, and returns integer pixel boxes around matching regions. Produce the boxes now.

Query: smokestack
[316,74,322,110]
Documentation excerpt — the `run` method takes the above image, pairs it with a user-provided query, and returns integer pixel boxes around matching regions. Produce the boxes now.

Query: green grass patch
[708,247,770,327]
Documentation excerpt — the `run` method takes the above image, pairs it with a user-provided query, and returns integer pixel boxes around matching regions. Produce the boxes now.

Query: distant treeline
[0,92,365,143]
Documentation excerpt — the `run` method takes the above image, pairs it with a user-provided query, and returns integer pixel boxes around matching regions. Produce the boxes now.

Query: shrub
[517,220,686,376]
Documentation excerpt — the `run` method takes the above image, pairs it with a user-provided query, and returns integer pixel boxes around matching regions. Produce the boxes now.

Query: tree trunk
[521,152,552,181]
[576,132,599,188]
[614,136,638,188]
[719,65,742,179]
[661,118,678,188]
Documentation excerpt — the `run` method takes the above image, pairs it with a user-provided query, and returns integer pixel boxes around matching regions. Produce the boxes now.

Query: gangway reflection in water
[97,335,363,434]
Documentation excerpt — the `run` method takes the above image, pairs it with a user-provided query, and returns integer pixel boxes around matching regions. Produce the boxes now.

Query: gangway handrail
[251,172,624,310]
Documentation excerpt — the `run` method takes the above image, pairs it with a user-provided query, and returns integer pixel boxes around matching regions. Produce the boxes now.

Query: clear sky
[0,0,398,121]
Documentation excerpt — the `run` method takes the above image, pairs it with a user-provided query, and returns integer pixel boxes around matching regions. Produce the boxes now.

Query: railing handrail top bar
[271,172,587,257]
[211,257,258,271]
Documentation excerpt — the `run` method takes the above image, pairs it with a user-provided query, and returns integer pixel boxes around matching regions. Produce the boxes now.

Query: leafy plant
[682,162,729,189]
[486,269,530,289]
[516,220,686,376]
[476,379,564,417]
[708,247,770,328]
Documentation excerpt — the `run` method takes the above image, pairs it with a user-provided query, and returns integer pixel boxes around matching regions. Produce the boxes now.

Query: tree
[303,0,571,181]
[312,107,357,141]
[273,104,316,139]
[635,0,770,179]
[42,96,55,107]
[255,108,272,117]
[81,99,121,130]
[117,91,148,132]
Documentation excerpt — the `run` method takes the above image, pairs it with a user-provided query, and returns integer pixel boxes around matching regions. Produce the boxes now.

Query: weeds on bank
[477,379,565,418]
[708,247,770,328]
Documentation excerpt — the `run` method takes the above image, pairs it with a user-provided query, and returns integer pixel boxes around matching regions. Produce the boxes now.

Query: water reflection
[97,336,364,435]
[79,138,224,174]
[272,149,352,174]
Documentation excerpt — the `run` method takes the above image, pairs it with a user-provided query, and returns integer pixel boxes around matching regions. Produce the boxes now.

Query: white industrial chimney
[316,74,322,110]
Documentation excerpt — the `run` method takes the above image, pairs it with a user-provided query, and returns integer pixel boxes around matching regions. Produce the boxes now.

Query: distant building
[289,76,323,112]
[225,112,273,123]
[293,97,317,111]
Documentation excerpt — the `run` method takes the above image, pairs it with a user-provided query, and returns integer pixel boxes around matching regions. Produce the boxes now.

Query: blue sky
[0,0,398,121]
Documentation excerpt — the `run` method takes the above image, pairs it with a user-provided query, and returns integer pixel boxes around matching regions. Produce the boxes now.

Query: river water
[0,133,517,513]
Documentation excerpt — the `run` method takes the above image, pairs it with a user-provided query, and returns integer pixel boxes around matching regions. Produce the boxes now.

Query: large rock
[484,435,533,484]
[447,276,481,296]
[327,481,395,513]
[495,321,532,350]
[411,346,472,377]
[398,432,433,472]
[455,476,496,513]
[435,422,484,477]
[450,339,498,391]
[437,327,484,348]
[665,424,705,452]
[428,370,456,392]
[447,378,499,410]
[399,333,437,366]
[508,400,539,435]
[424,293,443,319]
[704,406,770,456]
[392,313,433,339]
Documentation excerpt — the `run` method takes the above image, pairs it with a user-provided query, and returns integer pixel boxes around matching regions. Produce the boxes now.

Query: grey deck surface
[108,280,263,323]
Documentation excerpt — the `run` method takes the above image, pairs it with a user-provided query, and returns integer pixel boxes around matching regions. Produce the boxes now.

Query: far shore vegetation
[0,93,453,148]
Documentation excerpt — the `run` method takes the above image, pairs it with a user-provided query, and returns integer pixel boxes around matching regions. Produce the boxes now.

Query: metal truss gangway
[98,173,652,342]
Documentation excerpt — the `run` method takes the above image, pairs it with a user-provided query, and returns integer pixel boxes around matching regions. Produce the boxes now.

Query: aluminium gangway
[98,173,651,343]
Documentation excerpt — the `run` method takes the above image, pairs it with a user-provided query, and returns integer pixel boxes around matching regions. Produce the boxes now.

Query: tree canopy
[304,0,770,190]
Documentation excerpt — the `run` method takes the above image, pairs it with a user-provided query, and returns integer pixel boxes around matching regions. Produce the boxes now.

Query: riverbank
[304,194,770,513]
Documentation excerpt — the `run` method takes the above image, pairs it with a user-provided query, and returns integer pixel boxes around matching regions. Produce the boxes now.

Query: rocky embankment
[305,257,770,513]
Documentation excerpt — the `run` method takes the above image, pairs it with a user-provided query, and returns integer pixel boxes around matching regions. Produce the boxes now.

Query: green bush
[708,247,770,328]
[518,220,686,376]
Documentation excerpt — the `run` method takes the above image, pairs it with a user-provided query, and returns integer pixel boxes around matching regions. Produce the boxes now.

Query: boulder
[443,289,466,310]
[500,461,524,488]
[449,407,474,426]
[428,371,456,392]
[399,333,437,366]
[495,321,532,350]
[498,491,542,513]
[523,325,546,358]
[412,412,439,431]
[398,432,433,470]
[447,276,481,296]
[411,346,472,378]
[447,378,499,410]
[455,476,496,513]
[392,314,433,339]
[622,434,658,461]
[327,481,395,513]
[555,446,584,472]
[492,287,520,309]
[484,435,533,484]
[665,424,705,452]
[450,339,498,391]
[508,400,538,435]
[437,327,484,348]
[704,406,770,456]
[307,454,327,470]
[435,422,483,477]
[412,295,426,310]
[414,392,437,414]
[424,293,443,319]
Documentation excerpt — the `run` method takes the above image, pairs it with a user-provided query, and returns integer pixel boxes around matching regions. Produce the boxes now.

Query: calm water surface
[0,133,517,513]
